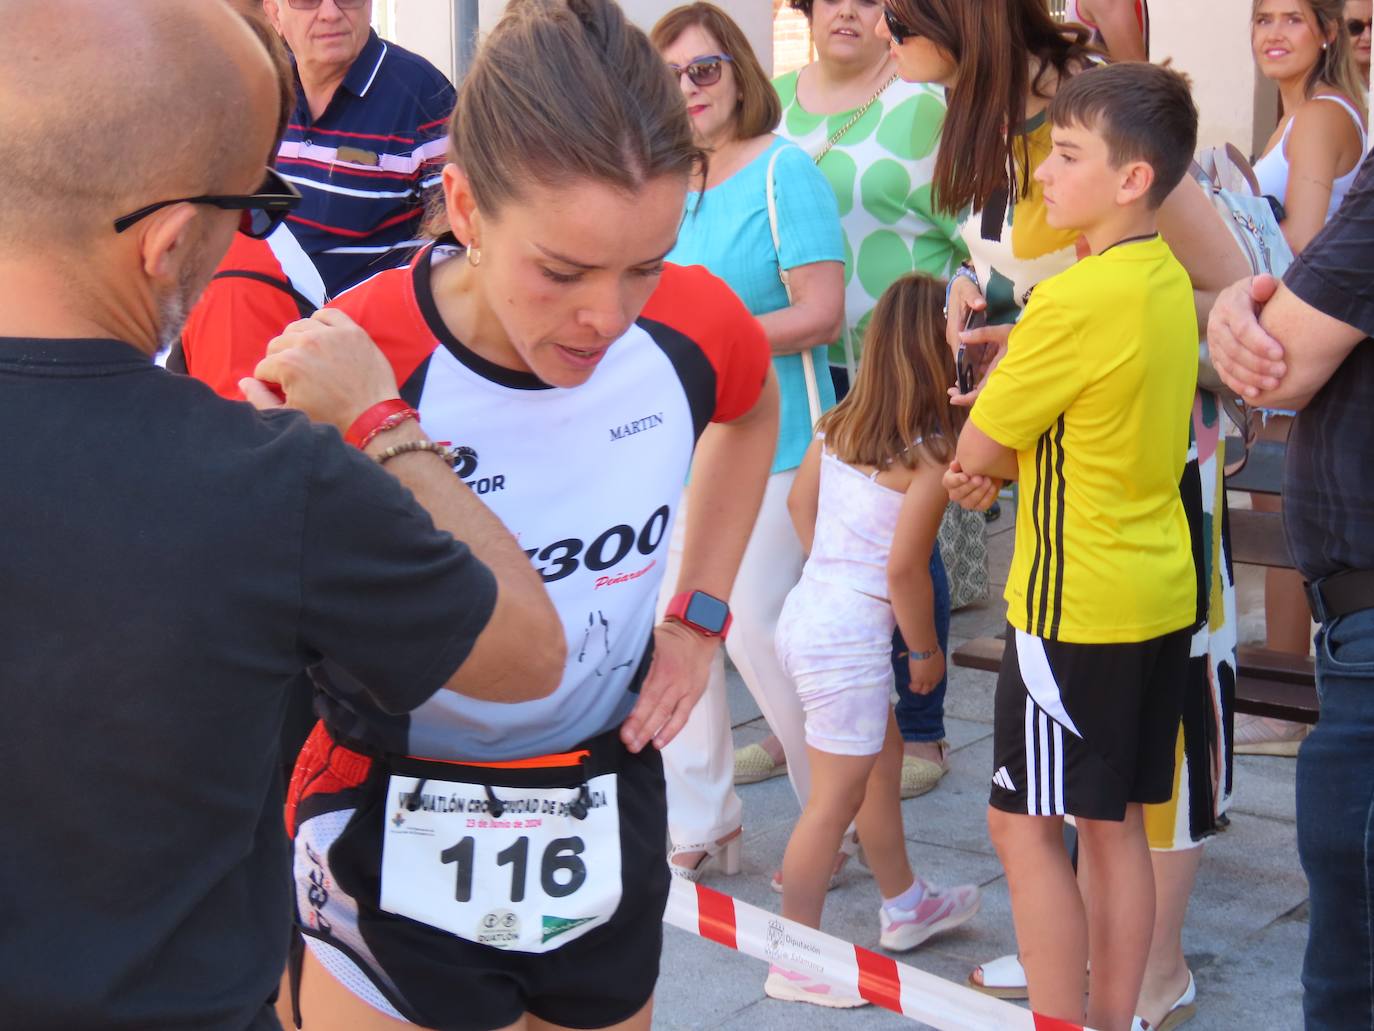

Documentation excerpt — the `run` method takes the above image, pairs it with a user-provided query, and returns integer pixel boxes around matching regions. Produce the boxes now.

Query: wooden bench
[951,438,1319,724]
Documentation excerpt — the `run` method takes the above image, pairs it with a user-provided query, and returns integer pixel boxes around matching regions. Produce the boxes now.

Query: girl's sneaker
[763,965,869,1008]
[878,879,981,951]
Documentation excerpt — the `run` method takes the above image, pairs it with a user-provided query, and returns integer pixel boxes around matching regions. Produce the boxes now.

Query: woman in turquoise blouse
[650,2,845,878]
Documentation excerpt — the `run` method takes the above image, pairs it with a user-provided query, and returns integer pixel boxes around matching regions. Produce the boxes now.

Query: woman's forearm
[756,260,845,356]
[1157,176,1251,331]
[756,302,844,355]
[674,371,781,599]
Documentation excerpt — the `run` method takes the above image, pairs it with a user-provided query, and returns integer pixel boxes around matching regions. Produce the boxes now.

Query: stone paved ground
[655,497,1307,1030]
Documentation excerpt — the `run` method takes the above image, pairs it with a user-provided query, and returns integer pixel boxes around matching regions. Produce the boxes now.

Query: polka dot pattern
[774,71,967,365]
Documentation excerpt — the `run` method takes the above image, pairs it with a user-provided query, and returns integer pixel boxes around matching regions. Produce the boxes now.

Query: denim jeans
[1298,606,1374,1030]
[892,547,951,743]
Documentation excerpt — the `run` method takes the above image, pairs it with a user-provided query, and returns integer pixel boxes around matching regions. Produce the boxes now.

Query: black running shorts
[990,625,1190,821]
[287,722,669,1030]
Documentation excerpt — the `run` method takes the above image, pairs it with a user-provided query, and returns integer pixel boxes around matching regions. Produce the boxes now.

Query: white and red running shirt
[313,242,770,761]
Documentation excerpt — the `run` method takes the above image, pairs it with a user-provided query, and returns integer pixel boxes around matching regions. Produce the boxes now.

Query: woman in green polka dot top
[774,0,968,397]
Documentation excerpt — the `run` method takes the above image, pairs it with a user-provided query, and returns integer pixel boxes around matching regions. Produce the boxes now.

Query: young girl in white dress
[766,274,979,1007]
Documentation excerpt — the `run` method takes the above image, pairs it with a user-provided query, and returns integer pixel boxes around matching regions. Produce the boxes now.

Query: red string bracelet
[345,399,419,450]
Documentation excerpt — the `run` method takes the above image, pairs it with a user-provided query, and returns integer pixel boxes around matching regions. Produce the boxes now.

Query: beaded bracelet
[357,409,420,450]
[345,399,418,449]
[374,440,456,466]
[943,263,980,317]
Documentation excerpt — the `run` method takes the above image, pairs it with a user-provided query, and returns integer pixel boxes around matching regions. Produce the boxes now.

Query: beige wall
[1151,2,1276,158]
[374,0,457,82]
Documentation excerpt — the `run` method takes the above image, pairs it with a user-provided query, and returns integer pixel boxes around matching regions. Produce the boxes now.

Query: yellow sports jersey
[970,235,1198,644]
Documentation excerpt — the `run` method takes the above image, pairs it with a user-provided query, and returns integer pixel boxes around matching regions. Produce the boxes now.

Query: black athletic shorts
[990,624,1190,821]
[286,721,669,1031]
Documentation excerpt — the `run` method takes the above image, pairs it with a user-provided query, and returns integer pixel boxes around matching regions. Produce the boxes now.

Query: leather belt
[1304,569,1374,624]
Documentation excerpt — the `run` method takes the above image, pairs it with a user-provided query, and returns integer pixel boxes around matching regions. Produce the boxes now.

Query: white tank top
[1253,94,1368,223]
[802,447,908,600]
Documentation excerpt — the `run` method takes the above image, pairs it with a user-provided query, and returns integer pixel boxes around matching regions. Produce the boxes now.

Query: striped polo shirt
[278,30,455,295]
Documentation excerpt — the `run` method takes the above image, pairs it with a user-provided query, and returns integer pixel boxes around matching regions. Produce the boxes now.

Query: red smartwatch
[664,590,732,639]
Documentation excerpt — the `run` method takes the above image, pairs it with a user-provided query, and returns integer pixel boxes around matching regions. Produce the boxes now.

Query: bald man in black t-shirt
[0,3,560,1028]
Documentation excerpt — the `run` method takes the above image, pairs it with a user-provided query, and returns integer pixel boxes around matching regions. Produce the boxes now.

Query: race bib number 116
[379,773,623,954]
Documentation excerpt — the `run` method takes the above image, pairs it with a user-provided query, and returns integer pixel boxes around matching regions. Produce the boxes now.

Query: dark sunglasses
[285,0,368,9]
[1349,18,1371,35]
[667,54,733,88]
[112,168,302,239]
[884,6,915,45]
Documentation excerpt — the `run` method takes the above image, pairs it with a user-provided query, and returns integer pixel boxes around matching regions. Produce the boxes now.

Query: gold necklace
[813,73,900,164]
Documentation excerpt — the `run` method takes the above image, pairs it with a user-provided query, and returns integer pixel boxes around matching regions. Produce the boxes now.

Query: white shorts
[775,575,895,756]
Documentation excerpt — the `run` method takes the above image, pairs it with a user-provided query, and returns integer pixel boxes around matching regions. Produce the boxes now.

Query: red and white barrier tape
[665,878,1091,1031]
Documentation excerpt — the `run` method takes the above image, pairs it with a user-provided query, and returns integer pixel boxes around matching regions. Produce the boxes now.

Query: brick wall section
[772,0,813,76]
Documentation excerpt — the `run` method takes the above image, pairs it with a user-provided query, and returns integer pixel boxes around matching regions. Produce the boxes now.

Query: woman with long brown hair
[878,1,1249,1028]
[259,1,780,1028]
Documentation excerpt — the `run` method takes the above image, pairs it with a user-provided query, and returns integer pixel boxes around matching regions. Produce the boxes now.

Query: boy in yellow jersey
[947,63,1201,1031]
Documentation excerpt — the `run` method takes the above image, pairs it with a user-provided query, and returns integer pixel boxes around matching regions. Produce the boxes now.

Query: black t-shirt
[0,337,496,1030]
[1282,150,1374,580]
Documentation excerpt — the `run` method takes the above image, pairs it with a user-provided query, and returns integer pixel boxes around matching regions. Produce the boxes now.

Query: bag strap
[806,79,896,384]
[765,146,824,429]
[811,73,899,165]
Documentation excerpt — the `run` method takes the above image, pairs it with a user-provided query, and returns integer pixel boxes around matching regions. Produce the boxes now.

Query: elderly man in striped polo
[264,0,456,295]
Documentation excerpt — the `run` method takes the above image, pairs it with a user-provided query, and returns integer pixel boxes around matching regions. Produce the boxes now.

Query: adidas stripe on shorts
[990,624,1190,820]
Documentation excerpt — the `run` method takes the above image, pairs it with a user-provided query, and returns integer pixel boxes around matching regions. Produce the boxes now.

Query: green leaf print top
[773,70,968,367]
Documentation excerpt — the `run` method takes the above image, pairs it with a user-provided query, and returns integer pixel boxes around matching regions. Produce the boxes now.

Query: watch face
[685,592,729,634]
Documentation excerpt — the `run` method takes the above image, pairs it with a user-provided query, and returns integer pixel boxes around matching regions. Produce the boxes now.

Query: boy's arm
[957,421,1019,481]
[958,291,1084,481]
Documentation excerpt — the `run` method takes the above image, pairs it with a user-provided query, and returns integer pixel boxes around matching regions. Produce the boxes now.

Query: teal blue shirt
[668,137,844,473]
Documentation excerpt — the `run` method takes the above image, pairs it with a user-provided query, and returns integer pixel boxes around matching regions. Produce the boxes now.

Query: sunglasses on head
[667,54,733,87]
[112,167,302,239]
[884,6,915,45]
[285,0,368,9]
[1349,18,1371,35]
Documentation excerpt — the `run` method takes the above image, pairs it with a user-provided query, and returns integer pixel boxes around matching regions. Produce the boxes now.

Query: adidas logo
[992,766,1016,792]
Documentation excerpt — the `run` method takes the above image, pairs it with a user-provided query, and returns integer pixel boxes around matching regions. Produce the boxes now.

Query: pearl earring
[469,246,482,267]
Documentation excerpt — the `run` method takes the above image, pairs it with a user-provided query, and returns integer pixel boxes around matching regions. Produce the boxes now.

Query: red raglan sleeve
[640,263,770,424]
[326,258,441,391]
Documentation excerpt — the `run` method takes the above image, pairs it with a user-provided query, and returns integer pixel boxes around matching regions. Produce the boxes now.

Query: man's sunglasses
[883,6,915,46]
[113,168,302,239]
[1349,18,1371,36]
[285,0,368,9]
[667,54,733,88]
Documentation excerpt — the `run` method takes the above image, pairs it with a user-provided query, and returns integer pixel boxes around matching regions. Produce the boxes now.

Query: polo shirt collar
[341,29,387,98]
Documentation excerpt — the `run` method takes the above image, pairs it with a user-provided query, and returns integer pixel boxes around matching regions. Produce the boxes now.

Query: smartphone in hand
[956,308,988,395]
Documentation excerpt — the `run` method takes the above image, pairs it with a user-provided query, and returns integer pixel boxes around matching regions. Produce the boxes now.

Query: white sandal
[1132,971,1197,1031]
[668,829,742,882]
[966,953,1030,1000]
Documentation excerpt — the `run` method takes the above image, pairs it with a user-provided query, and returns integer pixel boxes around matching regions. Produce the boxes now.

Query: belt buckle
[1303,578,1330,625]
